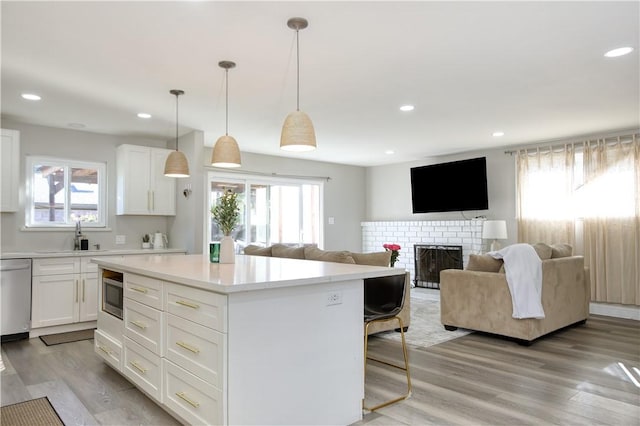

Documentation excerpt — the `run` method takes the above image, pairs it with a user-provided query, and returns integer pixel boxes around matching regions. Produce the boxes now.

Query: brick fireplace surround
[361,220,486,283]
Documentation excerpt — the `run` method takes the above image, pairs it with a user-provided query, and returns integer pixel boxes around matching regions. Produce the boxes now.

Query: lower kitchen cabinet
[31,257,98,328]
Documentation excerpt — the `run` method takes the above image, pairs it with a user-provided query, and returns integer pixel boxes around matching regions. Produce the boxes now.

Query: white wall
[0,120,171,252]
[365,148,517,247]
[200,150,367,253]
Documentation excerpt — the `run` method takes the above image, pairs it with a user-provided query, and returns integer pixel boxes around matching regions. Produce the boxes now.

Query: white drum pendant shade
[280,110,316,151]
[212,135,241,167]
[164,150,190,177]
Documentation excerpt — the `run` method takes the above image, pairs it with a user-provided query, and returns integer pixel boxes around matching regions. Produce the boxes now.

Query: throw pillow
[351,251,392,267]
[303,247,356,264]
[531,242,552,260]
[271,244,305,259]
[466,254,504,272]
[243,245,272,257]
[550,243,573,258]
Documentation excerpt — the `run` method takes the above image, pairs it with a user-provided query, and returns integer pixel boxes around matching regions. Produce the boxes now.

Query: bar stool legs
[363,316,412,411]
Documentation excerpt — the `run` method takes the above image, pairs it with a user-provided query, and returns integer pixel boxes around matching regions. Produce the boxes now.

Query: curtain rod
[206,166,331,181]
[504,130,638,155]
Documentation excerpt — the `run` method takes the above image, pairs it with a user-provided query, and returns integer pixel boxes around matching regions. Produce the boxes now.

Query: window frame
[205,171,324,253]
[25,155,107,228]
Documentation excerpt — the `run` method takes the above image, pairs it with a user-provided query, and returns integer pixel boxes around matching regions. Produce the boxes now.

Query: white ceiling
[2,1,638,167]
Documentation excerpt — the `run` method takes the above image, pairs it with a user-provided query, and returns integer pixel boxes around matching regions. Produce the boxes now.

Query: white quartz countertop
[92,254,405,294]
[0,248,186,260]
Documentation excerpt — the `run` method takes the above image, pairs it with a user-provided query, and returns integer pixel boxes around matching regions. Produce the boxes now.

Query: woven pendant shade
[280,110,316,151]
[211,135,241,168]
[164,150,190,177]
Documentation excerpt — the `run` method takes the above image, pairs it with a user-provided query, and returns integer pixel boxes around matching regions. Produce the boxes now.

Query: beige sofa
[440,244,590,344]
[243,244,411,335]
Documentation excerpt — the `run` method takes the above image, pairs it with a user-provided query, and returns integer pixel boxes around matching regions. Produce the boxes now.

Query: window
[207,172,323,250]
[26,156,106,228]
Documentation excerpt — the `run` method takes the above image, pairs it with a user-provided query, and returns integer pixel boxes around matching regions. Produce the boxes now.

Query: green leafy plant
[142,234,150,243]
[211,189,240,236]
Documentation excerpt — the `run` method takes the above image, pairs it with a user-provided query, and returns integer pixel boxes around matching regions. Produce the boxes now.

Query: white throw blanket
[489,244,545,319]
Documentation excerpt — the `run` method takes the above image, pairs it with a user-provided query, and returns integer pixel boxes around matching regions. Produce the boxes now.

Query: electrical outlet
[326,291,343,306]
[115,235,126,245]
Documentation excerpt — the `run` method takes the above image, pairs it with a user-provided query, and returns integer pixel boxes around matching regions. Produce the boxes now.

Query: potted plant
[210,189,240,263]
[142,233,151,249]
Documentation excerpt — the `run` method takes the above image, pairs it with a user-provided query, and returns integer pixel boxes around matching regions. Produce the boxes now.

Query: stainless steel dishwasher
[1,258,32,342]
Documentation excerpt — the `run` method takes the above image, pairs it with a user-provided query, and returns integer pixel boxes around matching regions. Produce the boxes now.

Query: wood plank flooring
[1,314,638,425]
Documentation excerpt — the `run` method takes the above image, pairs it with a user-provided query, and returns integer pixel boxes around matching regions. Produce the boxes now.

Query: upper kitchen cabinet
[116,144,176,215]
[1,129,20,212]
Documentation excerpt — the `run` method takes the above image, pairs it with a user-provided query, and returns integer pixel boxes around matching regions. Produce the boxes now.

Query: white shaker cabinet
[116,144,176,215]
[1,129,20,212]
[31,257,98,328]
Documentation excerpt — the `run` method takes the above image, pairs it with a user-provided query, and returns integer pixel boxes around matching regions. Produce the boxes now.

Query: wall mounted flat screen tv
[410,157,488,213]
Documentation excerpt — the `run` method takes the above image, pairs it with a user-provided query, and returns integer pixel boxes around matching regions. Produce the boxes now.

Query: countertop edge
[0,248,187,259]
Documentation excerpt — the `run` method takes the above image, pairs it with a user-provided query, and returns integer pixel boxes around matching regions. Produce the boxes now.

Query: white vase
[219,236,235,264]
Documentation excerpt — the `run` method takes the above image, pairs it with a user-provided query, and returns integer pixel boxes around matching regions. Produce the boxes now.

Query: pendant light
[164,89,190,178]
[280,17,316,152]
[211,60,242,168]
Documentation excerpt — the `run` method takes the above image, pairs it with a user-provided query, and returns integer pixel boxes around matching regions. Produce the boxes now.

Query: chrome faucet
[74,221,82,250]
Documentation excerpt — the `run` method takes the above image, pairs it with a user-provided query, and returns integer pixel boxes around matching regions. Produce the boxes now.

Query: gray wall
[365,148,517,247]
[0,120,171,252]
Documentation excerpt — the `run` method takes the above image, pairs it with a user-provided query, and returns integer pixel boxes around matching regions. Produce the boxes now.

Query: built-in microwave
[102,275,123,320]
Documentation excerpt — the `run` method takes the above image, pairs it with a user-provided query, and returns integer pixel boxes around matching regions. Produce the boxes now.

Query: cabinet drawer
[124,337,162,402]
[94,329,122,372]
[125,273,163,309]
[124,298,163,355]
[81,257,99,273]
[164,359,223,426]
[33,257,80,276]
[165,313,226,388]
[165,283,227,332]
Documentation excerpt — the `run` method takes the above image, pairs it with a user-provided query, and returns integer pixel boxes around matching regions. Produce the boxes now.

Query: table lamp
[482,220,508,252]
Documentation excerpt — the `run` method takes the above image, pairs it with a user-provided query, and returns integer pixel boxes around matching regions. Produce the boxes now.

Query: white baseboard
[590,303,640,321]
[29,321,96,338]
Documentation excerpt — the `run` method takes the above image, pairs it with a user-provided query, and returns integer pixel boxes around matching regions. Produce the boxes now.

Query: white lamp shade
[211,135,241,168]
[280,110,316,151]
[482,220,508,240]
[164,150,190,177]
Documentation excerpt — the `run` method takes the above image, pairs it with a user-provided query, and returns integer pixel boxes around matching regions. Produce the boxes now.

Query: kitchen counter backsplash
[0,248,186,260]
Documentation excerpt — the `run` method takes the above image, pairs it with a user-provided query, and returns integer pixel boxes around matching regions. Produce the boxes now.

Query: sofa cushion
[303,247,356,264]
[466,254,504,272]
[551,243,573,258]
[351,251,392,267]
[531,243,553,260]
[271,244,305,259]
[243,245,272,257]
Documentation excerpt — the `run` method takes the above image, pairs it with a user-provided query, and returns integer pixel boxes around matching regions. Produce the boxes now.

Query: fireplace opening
[413,245,463,289]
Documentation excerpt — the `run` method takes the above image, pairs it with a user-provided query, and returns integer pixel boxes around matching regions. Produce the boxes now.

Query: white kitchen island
[92,254,404,426]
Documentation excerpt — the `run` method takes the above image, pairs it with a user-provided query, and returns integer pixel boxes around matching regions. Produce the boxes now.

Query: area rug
[0,397,64,426]
[39,329,95,346]
[372,289,470,349]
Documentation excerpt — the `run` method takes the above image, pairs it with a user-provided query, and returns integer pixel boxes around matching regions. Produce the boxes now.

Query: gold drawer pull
[176,391,200,408]
[176,341,200,354]
[131,320,148,330]
[130,360,147,374]
[131,286,148,294]
[176,300,199,309]
[98,345,112,355]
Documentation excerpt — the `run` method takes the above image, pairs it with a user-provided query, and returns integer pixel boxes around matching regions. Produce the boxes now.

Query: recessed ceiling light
[137,113,152,119]
[385,150,395,155]
[399,105,414,112]
[21,93,41,101]
[604,47,634,57]
[492,131,505,137]
[68,123,86,129]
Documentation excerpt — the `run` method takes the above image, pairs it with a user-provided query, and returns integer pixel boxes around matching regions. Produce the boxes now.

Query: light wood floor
[1,314,638,425]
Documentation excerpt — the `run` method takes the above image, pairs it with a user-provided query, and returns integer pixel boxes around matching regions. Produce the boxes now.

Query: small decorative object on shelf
[383,243,401,267]
[211,189,240,264]
[142,234,151,249]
